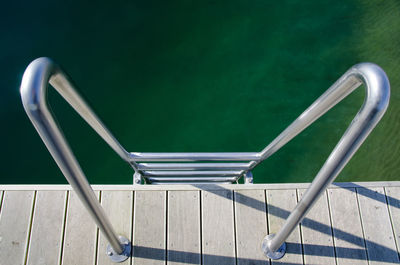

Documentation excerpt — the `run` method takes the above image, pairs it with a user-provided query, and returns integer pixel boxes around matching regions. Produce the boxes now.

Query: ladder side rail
[260,63,390,259]
[20,57,131,262]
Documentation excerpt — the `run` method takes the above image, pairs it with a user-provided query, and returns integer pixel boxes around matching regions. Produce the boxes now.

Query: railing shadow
[182,183,400,264]
[133,245,302,265]
[132,242,394,264]
[333,182,400,209]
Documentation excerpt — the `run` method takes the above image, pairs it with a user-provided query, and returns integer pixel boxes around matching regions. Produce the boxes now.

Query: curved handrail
[20,57,131,261]
[261,63,390,259]
[20,58,390,261]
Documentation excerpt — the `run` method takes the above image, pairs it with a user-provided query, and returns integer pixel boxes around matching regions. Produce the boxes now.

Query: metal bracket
[133,172,142,185]
[106,235,131,263]
[244,171,253,184]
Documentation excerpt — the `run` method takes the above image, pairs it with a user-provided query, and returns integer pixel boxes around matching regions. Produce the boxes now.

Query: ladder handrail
[20,57,131,262]
[20,58,390,261]
[261,62,390,259]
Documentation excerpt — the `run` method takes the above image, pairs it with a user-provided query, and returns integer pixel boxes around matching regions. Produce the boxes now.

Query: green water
[1,1,400,184]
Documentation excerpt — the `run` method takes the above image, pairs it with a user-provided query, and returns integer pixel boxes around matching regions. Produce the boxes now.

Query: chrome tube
[261,63,390,259]
[130,152,259,161]
[20,58,390,261]
[146,176,238,183]
[20,58,131,262]
[151,181,234,185]
[142,170,243,176]
[137,162,251,170]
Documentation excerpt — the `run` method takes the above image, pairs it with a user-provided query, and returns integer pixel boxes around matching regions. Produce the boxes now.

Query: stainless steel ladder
[20,58,390,261]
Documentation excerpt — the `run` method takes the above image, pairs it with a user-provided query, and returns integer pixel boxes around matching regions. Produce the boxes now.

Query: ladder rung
[146,176,238,183]
[141,170,242,177]
[137,162,251,171]
[130,152,259,162]
[150,182,233,185]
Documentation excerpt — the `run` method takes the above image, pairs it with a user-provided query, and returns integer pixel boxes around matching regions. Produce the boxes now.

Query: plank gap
[295,189,306,265]
[232,191,238,265]
[129,191,135,265]
[0,191,4,213]
[165,190,168,265]
[94,191,102,265]
[264,190,271,265]
[23,191,37,265]
[324,190,338,265]
[59,191,69,265]
[264,190,270,237]
[384,187,400,262]
[199,191,203,265]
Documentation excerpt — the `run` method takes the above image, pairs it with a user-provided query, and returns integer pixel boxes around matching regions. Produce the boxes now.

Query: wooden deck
[0,181,399,265]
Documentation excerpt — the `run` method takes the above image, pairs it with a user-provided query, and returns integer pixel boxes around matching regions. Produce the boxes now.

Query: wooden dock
[0,181,399,265]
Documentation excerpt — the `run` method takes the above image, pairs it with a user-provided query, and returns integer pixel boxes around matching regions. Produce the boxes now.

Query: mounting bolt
[133,172,142,185]
[244,171,253,184]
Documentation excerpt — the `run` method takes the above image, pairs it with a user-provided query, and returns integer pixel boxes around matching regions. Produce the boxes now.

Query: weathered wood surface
[167,190,201,265]
[62,191,99,265]
[357,187,400,265]
[267,189,303,265]
[26,191,66,265]
[0,191,34,265]
[298,189,336,265]
[385,187,400,257]
[327,188,368,265]
[0,182,399,265]
[133,190,166,265]
[202,190,236,265]
[235,190,268,265]
[97,191,132,265]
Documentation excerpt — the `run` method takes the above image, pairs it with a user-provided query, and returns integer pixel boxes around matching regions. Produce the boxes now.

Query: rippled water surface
[1,0,400,184]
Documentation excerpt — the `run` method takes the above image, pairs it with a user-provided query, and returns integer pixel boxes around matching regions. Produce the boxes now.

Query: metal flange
[106,236,131,263]
[261,234,286,260]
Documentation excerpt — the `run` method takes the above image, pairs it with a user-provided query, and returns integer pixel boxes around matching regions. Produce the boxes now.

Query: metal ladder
[20,58,390,261]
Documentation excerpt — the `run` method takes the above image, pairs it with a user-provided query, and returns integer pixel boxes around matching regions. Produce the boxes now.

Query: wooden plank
[357,187,400,265]
[62,191,99,265]
[235,190,268,265]
[327,187,367,265]
[385,186,400,257]
[267,189,303,264]
[298,189,336,265]
[0,191,35,265]
[167,191,200,265]
[97,191,132,265]
[26,191,67,265]
[132,191,166,265]
[202,190,235,265]
[3,181,400,191]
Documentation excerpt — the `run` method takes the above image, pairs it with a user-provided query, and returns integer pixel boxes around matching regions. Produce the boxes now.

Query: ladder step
[137,162,251,171]
[150,182,233,185]
[145,176,238,183]
[130,152,259,161]
[141,170,242,177]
